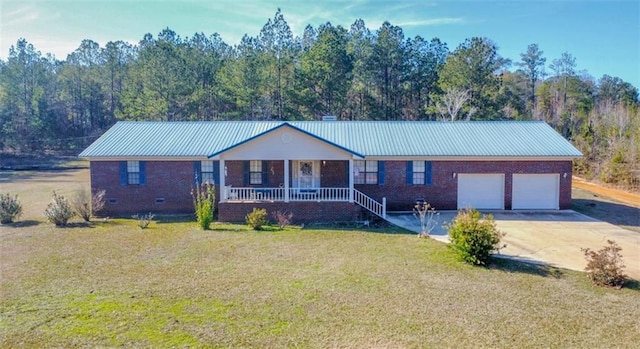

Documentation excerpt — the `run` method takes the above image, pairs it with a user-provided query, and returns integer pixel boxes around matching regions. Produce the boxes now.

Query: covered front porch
[216,159,385,220]
[210,123,386,222]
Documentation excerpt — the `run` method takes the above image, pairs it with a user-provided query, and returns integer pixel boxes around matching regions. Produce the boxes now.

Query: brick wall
[356,160,573,211]
[91,161,212,216]
[218,201,361,223]
[91,159,573,217]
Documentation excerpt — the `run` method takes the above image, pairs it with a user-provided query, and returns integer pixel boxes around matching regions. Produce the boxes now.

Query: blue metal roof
[79,121,583,158]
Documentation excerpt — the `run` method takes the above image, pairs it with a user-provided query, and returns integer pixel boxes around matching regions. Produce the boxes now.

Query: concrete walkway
[386,210,640,280]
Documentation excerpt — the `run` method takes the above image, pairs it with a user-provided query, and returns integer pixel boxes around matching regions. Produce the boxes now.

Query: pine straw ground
[1,168,639,348]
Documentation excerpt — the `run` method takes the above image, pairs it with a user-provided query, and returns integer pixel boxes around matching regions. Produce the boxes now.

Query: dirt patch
[572,178,640,233]
[573,176,640,208]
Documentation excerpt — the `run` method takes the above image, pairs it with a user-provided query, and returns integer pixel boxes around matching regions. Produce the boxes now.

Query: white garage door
[457,174,505,210]
[512,174,559,210]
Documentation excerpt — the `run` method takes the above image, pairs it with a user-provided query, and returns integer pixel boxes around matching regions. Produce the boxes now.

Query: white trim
[348,159,354,202]
[219,159,225,198]
[284,160,290,202]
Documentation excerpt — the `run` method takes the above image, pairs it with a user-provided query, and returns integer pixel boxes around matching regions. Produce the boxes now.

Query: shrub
[72,188,106,222]
[192,183,215,230]
[273,210,293,229]
[447,208,505,265]
[413,201,439,238]
[132,213,155,229]
[582,240,627,288]
[44,191,75,227]
[0,192,23,224]
[246,208,267,230]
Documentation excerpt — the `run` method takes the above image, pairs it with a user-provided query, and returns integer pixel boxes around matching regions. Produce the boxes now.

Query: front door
[299,161,314,188]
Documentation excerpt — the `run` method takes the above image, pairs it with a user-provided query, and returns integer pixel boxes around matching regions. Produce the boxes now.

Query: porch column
[284,159,290,203]
[348,159,354,203]
[219,159,226,202]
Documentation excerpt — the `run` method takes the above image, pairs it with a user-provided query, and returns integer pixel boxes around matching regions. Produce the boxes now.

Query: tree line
[1,10,638,189]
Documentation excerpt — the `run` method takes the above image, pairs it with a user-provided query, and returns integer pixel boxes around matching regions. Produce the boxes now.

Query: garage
[512,174,560,209]
[457,174,505,209]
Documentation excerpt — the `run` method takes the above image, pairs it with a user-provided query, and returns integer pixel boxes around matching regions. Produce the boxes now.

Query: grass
[2,221,640,348]
[2,167,640,347]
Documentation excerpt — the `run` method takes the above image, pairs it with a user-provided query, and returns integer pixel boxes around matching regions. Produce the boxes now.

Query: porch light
[563,173,567,179]
[452,172,457,178]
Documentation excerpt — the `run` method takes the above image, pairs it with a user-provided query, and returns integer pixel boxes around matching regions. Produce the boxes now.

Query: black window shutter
[378,161,385,185]
[262,160,268,186]
[213,161,220,185]
[406,161,413,186]
[119,161,127,186]
[139,161,146,185]
[243,161,249,186]
[426,161,432,185]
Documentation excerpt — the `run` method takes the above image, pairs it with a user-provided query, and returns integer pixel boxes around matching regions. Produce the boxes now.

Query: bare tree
[435,88,476,121]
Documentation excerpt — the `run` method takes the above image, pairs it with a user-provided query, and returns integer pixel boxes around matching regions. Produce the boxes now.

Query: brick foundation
[218,201,362,223]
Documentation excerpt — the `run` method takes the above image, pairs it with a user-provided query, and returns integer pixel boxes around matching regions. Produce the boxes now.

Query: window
[354,160,378,184]
[249,160,262,185]
[201,160,215,184]
[120,161,145,186]
[127,160,140,185]
[412,161,425,185]
[407,161,431,186]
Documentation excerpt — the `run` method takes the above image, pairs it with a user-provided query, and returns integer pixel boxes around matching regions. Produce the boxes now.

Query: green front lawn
[1,219,639,348]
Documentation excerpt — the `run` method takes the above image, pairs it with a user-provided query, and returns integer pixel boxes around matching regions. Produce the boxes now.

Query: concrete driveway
[386,210,640,280]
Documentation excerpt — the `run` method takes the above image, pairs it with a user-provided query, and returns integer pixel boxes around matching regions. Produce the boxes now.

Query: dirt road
[573,177,639,208]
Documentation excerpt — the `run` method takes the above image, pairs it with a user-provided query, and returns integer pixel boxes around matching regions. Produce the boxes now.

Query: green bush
[44,191,75,227]
[246,208,267,230]
[582,240,627,288]
[0,192,23,224]
[447,208,505,265]
[192,184,215,230]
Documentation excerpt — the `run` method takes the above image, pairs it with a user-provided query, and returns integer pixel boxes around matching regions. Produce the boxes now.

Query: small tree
[246,208,267,230]
[192,183,215,230]
[0,192,23,224]
[273,210,293,229]
[413,201,439,238]
[44,191,75,227]
[582,240,627,288]
[132,213,155,229]
[72,188,106,222]
[447,208,505,265]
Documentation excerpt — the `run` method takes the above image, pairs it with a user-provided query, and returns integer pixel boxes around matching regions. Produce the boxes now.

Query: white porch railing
[223,187,285,201]
[222,187,351,202]
[288,188,350,201]
[353,189,386,219]
[222,186,386,219]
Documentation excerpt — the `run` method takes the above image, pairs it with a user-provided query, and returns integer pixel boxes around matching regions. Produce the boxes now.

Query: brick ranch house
[79,121,583,223]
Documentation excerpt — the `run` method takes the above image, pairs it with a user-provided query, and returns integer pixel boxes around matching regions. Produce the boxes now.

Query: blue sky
[2,0,639,88]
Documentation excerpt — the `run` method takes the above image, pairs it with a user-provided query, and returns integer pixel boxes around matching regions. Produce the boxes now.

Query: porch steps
[353,189,386,219]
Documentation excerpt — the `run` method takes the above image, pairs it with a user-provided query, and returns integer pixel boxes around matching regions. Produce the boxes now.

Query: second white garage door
[512,174,560,210]
[457,174,505,210]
